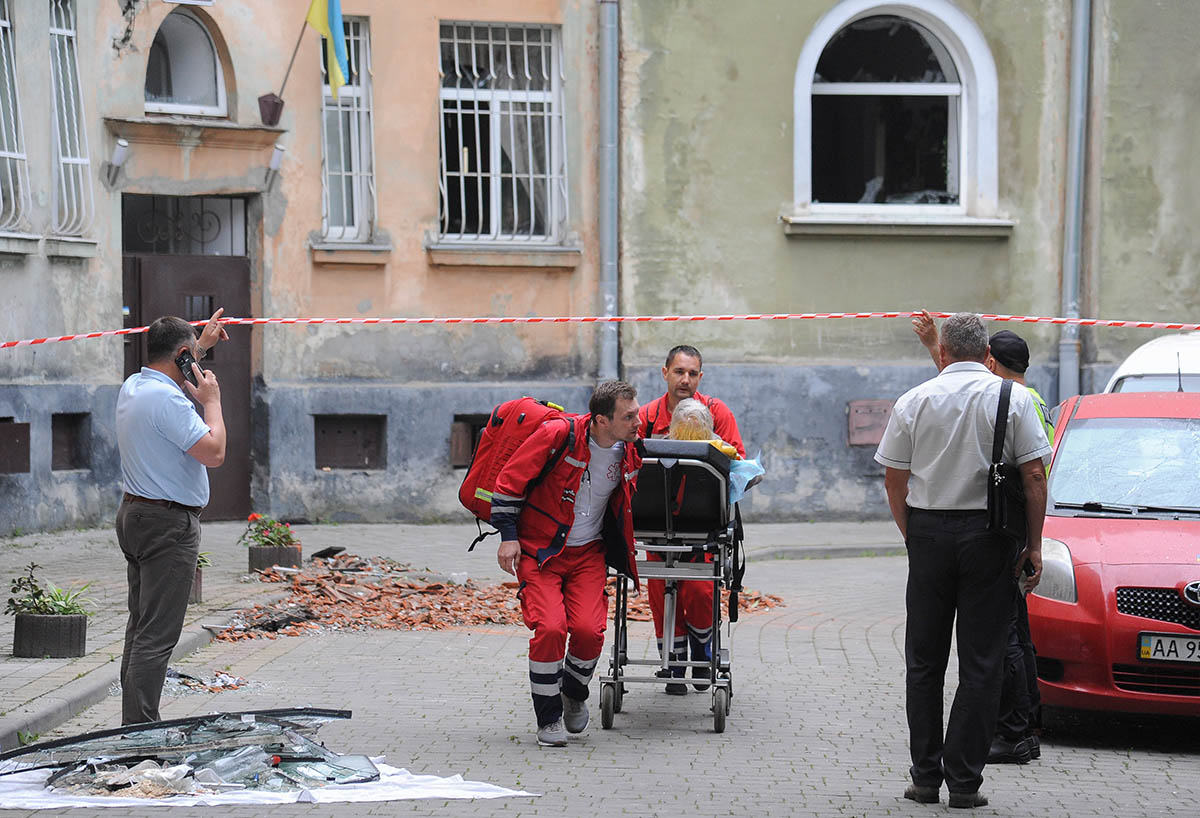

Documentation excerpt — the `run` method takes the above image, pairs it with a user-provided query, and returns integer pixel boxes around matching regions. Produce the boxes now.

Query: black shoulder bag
[987,380,1027,546]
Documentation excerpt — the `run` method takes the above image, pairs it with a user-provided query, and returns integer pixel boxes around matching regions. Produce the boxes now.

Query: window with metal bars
[437,23,568,244]
[49,0,92,236]
[0,0,30,232]
[319,18,375,242]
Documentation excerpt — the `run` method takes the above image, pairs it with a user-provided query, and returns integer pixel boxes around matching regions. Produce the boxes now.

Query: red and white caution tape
[3,311,1199,350]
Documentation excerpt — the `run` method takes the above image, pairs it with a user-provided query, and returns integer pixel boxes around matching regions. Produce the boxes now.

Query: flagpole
[278,19,310,98]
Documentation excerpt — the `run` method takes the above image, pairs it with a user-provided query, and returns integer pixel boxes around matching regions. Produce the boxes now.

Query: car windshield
[1111,374,1200,392]
[1049,417,1200,513]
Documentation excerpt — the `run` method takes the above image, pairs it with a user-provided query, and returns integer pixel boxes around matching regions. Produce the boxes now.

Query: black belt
[123,492,203,516]
[909,507,986,517]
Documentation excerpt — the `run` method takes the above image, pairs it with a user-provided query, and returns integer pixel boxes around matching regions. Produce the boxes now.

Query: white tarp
[0,761,537,808]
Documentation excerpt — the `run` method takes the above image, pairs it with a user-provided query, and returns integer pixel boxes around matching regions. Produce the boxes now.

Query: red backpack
[459,397,576,549]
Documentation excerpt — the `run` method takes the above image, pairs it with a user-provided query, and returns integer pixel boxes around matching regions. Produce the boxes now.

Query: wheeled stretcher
[600,438,745,733]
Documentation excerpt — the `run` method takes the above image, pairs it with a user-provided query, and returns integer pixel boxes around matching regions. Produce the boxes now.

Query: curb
[746,544,905,561]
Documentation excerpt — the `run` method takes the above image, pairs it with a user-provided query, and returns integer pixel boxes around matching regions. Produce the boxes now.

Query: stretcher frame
[600,442,742,733]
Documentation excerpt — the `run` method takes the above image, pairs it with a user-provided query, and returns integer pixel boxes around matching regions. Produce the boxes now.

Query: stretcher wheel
[613,682,624,713]
[712,688,728,733]
[601,683,615,729]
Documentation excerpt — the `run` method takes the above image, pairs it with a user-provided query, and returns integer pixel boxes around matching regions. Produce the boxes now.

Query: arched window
[791,0,999,222]
[144,9,227,117]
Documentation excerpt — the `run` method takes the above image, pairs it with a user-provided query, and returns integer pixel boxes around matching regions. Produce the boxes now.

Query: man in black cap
[912,312,1052,766]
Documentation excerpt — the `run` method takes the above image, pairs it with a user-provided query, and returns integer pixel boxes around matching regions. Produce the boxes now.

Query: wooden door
[123,254,252,520]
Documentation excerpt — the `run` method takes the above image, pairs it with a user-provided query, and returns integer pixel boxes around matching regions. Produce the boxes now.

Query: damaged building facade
[2,0,1200,533]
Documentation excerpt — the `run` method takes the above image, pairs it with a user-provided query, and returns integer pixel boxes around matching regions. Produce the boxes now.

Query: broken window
[437,23,568,242]
[811,15,960,205]
[0,708,378,794]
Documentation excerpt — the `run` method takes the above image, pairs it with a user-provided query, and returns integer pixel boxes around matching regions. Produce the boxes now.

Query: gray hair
[668,398,715,441]
[940,312,989,362]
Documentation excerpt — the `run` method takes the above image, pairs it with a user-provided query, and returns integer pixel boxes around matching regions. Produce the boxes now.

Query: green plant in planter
[5,563,93,616]
[196,552,213,569]
[237,514,300,548]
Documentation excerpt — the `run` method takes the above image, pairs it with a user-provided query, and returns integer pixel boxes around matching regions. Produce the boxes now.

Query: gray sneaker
[536,719,568,747]
[562,694,589,734]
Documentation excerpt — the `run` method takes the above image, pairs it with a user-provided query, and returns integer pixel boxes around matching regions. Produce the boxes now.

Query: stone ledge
[0,232,40,256]
[426,244,581,269]
[311,243,393,266]
[44,237,99,259]
[781,213,1015,238]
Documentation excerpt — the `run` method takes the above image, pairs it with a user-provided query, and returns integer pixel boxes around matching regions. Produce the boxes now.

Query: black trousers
[115,498,200,725]
[996,588,1041,740]
[905,508,1016,794]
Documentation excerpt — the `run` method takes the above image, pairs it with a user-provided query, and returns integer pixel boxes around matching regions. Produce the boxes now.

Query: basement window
[449,413,490,468]
[52,412,90,470]
[0,417,30,474]
[314,415,386,470]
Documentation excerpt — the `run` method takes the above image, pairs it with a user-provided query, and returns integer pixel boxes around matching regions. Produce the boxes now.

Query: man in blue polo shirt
[115,309,228,725]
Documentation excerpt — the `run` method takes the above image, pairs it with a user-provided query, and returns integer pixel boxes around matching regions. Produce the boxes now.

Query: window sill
[0,232,40,256]
[426,243,581,269]
[104,116,284,151]
[311,242,392,266]
[780,212,1015,238]
[44,237,99,259]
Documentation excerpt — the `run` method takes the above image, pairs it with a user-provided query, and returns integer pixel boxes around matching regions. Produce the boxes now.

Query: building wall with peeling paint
[616,0,1200,519]
[1,0,605,534]
[4,0,1200,533]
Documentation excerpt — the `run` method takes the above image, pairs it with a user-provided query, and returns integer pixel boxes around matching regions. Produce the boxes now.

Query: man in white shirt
[116,310,228,725]
[874,313,1051,809]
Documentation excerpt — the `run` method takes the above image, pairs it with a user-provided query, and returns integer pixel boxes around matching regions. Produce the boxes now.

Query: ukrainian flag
[306,0,350,99]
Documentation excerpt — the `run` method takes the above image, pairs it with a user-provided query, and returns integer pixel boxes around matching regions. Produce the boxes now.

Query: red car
[1028,392,1200,716]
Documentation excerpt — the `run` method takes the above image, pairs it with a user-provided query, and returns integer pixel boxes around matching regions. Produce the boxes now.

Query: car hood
[1044,515,1200,565]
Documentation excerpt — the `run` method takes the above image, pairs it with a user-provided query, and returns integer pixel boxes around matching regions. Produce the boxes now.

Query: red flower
[248,513,262,522]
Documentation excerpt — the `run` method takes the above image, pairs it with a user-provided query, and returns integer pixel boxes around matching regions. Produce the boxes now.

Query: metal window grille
[438,23,568,243]
[0,0,30,232]
[49,0,92,235]
[319,18,375,242]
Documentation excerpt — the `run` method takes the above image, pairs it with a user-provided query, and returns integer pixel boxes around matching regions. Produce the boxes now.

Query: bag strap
[992,379,1013,465]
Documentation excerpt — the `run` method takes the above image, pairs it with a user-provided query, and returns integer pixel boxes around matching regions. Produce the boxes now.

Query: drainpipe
[1058,0,1092,401]
[598,0,620,380]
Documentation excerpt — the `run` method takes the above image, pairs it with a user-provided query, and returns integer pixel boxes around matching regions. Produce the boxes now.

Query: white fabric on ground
[0,761,537,808]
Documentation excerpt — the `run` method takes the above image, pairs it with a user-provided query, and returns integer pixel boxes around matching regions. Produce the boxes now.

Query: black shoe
[691,663,712,692]
[665,682,688,695]
[987,736,1032,764]
[948,791,988,809]
[903,784,939,804]
[1026,734,1041,759]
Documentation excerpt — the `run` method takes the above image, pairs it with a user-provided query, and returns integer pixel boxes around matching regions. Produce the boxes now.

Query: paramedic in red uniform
[492,381,642,747]
[638,345,745,693]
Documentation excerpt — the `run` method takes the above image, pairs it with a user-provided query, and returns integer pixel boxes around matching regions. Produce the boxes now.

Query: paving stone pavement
[1,522,1197,817]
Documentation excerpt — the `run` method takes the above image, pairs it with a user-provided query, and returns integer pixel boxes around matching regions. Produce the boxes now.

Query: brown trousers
[115,498,200,725]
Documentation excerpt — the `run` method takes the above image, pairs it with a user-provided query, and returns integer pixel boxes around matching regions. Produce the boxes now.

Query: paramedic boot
[689,633,713,692]
[562,693,589,734]
[536,719,568,747]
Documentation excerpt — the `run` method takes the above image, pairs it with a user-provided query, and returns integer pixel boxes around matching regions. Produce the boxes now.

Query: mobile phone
[175,349,201,387]
[1021,559,1036,577]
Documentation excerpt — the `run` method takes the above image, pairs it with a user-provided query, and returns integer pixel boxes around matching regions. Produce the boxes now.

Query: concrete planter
[12,613,87,658]
[248,544,302,573]
[189,567,203,605]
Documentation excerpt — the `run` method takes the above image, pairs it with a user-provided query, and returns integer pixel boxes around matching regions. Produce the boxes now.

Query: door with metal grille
[122,195,251,520]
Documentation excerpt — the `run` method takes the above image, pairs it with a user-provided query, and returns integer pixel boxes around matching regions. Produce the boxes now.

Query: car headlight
[1031,537,1077,603]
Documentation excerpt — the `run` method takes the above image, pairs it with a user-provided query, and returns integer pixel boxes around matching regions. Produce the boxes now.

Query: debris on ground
[215,552,782,640]
[609,578,785,622]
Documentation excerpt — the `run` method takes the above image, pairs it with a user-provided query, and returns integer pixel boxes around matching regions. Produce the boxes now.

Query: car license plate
[1139,632,1200,664]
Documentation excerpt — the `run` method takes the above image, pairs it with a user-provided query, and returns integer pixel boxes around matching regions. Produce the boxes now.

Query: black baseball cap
[989,330,1029,373]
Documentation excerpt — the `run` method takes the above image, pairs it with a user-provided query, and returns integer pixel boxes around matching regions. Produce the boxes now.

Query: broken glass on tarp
[0,708,378,797]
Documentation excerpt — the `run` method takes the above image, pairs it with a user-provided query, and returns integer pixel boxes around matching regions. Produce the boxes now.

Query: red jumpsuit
[491,414,640,727]
[637,392,744,678]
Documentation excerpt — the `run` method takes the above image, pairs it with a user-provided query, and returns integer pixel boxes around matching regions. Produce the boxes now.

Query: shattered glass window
[1048,418,1200,513]
[0,709,377,795]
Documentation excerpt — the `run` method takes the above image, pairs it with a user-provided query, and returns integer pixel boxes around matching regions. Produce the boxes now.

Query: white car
[1103,332,1200,393]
